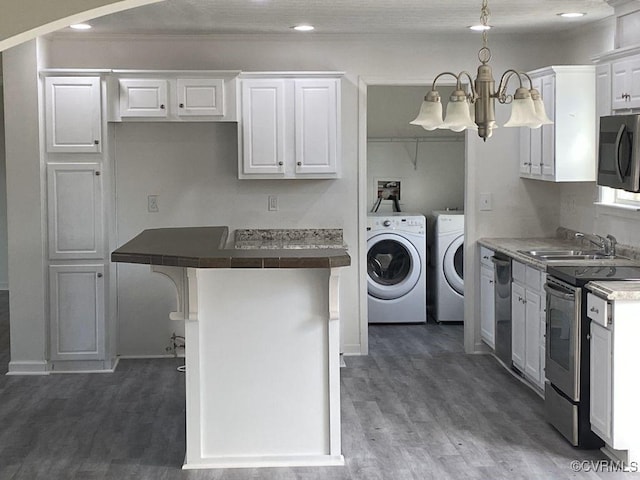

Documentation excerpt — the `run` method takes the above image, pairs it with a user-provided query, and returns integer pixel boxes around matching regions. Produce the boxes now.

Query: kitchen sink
[517,249,616,261]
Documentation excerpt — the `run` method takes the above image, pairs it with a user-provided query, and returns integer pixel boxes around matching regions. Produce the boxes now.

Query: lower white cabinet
[49,264,105,362]
[479,247,495,348]
[590,320,612,444]
[511,260,545,390]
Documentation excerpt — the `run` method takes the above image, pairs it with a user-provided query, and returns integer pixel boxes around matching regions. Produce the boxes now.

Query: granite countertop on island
[111,226,351,269]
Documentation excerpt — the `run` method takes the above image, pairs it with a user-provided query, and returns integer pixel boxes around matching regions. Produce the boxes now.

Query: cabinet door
[590,321,612,444]
[47,163,104,260]
[480,263,495,348]
[294,79,339,175]
[540,75,555,177]
[241,79,286,175]
[519,128,532,175]
[511,282,526,370]
[119,79,168,117]
[525,289,541,385]
[612,56,640,110]
[596,64,612,118]
[176,78,224,116]
[49,264,105,361]
[44,77,102,153]
[529,77,543,176]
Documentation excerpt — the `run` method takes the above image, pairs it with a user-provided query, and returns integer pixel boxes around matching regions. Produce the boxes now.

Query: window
[599,186,640,210]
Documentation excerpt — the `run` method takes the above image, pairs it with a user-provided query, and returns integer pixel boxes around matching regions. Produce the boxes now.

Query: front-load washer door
[443,234,464,295]
[367,233,421,300]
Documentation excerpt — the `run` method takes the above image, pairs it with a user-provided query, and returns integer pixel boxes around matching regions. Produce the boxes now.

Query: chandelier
[410,0,552,141]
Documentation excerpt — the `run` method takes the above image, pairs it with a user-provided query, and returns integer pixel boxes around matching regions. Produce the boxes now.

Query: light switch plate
[479,192,492,211]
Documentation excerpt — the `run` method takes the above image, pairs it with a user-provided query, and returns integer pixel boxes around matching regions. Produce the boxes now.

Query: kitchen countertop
[587,281,640,301]
[111,226,351,269]
[478,237,640,270]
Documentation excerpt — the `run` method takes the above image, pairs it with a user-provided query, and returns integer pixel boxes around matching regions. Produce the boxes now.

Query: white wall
[0,30,590,362]
[0,56,9,290]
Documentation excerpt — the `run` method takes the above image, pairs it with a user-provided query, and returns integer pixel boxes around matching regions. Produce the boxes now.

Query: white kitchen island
[112,227,350,469]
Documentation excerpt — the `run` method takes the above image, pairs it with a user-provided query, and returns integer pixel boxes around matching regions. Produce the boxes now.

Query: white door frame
[357,76,477,355]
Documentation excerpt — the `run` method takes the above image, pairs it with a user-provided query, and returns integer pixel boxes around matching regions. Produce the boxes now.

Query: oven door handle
[544,282,575,300]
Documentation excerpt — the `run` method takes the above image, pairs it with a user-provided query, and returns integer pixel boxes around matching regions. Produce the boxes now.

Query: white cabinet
[596,63,612,118]
[590,320,612,444]
[611,54,640,110]
[47,163,104,260]
[511,260,546,390]
[114,73,238,121]
[587,291,640,461]
[519,66,596,182]
[176,78,224,117]
[238,74,341,179]
[49,264,105,362]
[479,247,495,349]
[44,76,102,153]
[119,78,169,118]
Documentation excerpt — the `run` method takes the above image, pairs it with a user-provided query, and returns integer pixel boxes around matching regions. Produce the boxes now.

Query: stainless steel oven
[544,277,581,402]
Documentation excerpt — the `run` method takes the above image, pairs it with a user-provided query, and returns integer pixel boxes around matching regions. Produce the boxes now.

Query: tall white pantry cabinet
[42,75,117,372]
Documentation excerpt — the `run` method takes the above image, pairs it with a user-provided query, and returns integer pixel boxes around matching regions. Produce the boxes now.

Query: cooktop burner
[547,264,640,286]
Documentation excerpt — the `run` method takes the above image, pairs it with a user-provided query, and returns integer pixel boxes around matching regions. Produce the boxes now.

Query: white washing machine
[433,211,464,322]
[367,213,427,324]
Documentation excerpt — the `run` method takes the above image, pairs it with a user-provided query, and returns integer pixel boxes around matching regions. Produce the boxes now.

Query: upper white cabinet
[119,78,168,118]
[596,63,612,118]
[177,78,225,117]
[44,76,102,153]
[611,54,640,110]
[519,66,596,182]
[238,74,342,179]
[113,72,238,121]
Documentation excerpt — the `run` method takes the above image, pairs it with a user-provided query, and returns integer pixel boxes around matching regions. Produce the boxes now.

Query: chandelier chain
[480,0,490,49]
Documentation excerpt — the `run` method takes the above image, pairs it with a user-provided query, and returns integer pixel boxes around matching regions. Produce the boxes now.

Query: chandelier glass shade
[410,0,553,141]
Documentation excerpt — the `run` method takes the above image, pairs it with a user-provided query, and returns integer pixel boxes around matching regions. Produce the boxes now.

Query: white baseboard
[341,344,362,356]
[182,454,345,470]
[6,360,50,375]
[118,353,185,359]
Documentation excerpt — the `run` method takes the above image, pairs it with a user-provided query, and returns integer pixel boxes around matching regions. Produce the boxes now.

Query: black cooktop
[547,264,640,286]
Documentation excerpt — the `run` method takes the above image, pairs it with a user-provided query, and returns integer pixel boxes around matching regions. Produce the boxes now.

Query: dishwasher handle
[490,256,510,267]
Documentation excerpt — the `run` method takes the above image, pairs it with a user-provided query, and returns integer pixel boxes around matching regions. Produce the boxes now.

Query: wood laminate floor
[0,292,637,479]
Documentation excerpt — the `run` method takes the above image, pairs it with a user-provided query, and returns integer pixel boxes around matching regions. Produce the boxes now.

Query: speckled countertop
[587,281,640,301]
[479,228,640,271]
[112,227,350,269]
[234,229,345,250]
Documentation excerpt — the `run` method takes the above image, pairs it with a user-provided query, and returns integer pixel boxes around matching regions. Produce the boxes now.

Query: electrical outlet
[148,195,159,213]
[479,192,492,211]
[268,195,278,211]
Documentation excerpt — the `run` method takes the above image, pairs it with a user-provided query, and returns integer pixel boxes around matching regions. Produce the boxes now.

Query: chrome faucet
[574,232,617,256]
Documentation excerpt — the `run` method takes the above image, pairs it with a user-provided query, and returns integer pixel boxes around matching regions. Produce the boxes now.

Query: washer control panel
[367,215,425,234]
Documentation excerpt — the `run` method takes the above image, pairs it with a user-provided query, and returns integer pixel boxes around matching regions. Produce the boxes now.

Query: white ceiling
[66,0,614,36]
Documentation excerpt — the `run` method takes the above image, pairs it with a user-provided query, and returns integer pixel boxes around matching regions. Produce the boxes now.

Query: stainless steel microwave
[598,114,640,192]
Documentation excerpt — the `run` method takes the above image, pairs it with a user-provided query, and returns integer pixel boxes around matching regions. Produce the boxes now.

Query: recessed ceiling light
[469,24,491,31]
[558,12,585,18]
[292,24,315,32]
[70,23,92,30]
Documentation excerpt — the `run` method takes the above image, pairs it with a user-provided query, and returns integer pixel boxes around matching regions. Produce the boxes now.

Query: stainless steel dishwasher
[491,254,512,366]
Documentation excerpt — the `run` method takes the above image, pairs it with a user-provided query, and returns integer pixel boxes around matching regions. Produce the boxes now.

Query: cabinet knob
[94,140,100,145]
[179,103,184,108]
[95,171,101,176]
[160,104,166,110]
[278,161,283,166]
[97,273,103,278]
[489,280,494,284]
[297,162,302,166]
[590,306,599,314]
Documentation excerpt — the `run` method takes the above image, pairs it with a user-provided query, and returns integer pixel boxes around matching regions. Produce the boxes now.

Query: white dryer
[433,211,464,322]
[367,213,427,324]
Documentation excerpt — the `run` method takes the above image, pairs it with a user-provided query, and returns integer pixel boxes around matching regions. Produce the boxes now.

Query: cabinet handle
[297,162,302,166]
[482,255,489,259]
[94,140,100,145]
[97,273,103,278]
[590,306,599,314]
[278,161,284,166]
[489,280,494,284]
[95,171,101,176]
[160,104,166,109]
